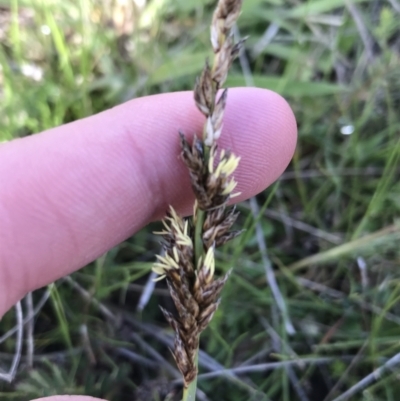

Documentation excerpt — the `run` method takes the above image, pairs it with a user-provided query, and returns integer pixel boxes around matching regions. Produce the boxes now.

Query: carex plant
[151,0,244,396]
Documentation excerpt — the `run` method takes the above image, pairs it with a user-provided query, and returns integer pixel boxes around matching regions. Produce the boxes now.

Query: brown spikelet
[179,133,204,172]
[194,60,214,117]
[212,35,234,85]
[198,300,220,332]
[202,205,240,248]
[211,0,243,53]
[215,229,243,247]
[207,88,228,140]
[179,133,210,210]
[214,0,242,26]
[231,36,248,59]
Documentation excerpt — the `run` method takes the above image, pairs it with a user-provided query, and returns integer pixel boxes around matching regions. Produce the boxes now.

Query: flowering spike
[153,0,244,389]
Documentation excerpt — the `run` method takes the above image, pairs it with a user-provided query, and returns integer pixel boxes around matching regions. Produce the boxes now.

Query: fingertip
[218,87,297,201]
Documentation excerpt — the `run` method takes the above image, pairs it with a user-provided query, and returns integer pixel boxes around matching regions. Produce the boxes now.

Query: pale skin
[0,87,297,401]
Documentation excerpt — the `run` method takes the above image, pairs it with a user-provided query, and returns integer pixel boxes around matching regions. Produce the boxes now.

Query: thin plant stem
[331,352,400,401]
[188,136,214,400]
[0,301,23,383]
[182,352,199,401]
[194,144,210,265]
[194,209,205,265]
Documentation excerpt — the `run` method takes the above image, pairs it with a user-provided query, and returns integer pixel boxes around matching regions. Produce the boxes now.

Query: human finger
[0,87,297,317]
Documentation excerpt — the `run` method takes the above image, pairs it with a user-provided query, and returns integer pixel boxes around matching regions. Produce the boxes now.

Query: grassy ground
[1,0,400,400]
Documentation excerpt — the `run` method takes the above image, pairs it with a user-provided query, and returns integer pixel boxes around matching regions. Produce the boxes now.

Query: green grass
[1,0,400,400]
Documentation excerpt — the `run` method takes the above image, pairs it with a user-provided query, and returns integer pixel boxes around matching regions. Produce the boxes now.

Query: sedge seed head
[155,0,244,388]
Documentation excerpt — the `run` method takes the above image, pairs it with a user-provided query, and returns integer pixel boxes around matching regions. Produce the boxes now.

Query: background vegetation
[1,0,400,400]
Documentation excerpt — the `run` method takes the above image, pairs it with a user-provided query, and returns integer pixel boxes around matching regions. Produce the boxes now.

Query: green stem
[194,209,205,265]
[194,145,210,266]
[189,145,211,401]
[182,351,199,401]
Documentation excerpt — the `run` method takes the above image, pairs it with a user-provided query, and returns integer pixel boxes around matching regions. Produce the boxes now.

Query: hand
[0,88,296,401]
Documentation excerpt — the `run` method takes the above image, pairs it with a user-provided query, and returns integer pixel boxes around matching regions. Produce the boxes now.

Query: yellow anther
[153,230,169,235]
[230,191,242,198]
[222,179,238,195]
[173,247,179,263]
[208,151,216,174]
[220,154,240,176]
[204,246,215,278]
[156,254,179,269]
[176,234,192,247]
[152,265,167,275]
[213,160,224,178]
[152,274,166,282]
